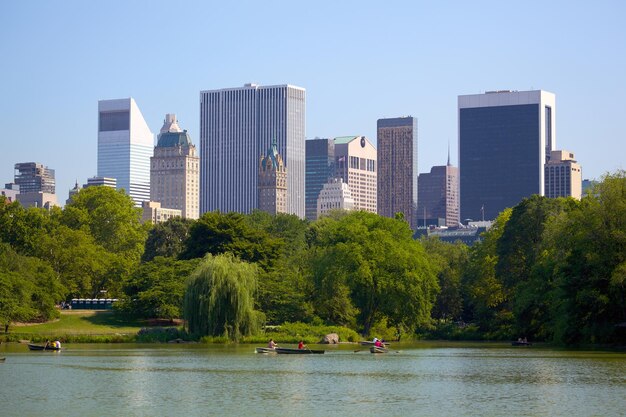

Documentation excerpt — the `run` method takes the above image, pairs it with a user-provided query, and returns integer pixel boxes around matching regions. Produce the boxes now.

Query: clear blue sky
[1,1,625,202]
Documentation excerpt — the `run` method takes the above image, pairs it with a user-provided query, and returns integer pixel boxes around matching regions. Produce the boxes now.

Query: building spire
[447,141,451,166]
[160,114,182,133]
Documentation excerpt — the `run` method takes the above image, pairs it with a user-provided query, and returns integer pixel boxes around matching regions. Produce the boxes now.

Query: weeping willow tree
[183,253,262,340]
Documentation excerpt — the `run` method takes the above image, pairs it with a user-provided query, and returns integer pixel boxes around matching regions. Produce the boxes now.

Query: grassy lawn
[12,310,146,335]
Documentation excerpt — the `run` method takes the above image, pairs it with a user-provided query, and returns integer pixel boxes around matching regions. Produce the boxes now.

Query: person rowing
[298,340,307,350]
[267,339,278,349]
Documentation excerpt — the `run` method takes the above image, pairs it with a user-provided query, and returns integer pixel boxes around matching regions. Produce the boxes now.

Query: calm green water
[1,342,624,417]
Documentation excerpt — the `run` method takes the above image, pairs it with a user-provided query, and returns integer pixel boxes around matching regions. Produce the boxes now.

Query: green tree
[0,198,58,256]
[62,186,147,257]
[183,253,262,340]
[60,186,148,297]
[180,211,282,270]
[462,209,513,339]
[307,211,438,335]
[495,195,574,340]
[422,237,469,321]
[0,243,64,332]
[547,171,626,344]
[245,210,312,324]
[34,224,114,298]
[118,257,201,319]
[142,217,194,262]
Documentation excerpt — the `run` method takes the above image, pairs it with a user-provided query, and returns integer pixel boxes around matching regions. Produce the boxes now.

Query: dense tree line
[1,171,625,345]
[423,171,626,345]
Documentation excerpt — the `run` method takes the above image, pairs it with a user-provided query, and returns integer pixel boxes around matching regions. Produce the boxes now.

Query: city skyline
[1,1,625,203]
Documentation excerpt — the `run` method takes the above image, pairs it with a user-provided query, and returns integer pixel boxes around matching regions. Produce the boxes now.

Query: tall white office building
[98,98,154,206]
[199,83,306,217]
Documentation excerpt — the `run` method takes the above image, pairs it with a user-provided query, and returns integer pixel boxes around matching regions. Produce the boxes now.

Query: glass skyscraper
[97,98,154,206]
[199,84,306,218]
[458,90,556,221]
[305,138,335,221]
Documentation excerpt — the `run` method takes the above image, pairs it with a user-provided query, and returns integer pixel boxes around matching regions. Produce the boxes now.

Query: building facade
[16,193,58,209]
[334,136,377,213]
[141,201,182,224]
[317,178,354,218]
[582,179,597,195]
[377,117,418,229]
[84,176,117,189]
[199,83,306,217]
[150,114,200,219]
[544,150,582,199]
[14,162,55,194]
[417,161,460,227]
[14,162,58,209]
[305,138,335,221]
[0,183,19,203]
[459,90,556,221]
[98,98,154,206]
[258,141,288,215]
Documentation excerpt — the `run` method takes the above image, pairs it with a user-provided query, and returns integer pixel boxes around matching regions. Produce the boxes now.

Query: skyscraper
[14,162,55,194]
[98,98,154,206]
[258,140,287,215]
[334,136,377,213]
[199,83,306,217]
[545,150,582,199]
[14,162,58,208]
[417,159,459,227]
[305,138,335,221]
[150,114,200,219]
[458,90,556,221]
[377,117,418,229]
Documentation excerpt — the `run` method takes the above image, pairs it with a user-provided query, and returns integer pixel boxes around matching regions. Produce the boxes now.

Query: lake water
[1,342,624,417]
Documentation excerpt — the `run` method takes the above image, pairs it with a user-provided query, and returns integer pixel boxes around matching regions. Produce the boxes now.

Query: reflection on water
[1,343,625,417]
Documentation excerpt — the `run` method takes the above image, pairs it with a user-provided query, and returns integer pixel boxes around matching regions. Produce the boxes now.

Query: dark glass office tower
[305,138,335,220]
[458,90,555,221]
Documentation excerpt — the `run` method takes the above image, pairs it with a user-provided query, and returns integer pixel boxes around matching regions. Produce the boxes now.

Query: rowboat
[255,347,277,354]
[27,343,61,351]
[255,347,324,354]
[511,341,532,346]
[360,341,390,347]
[370,346,388,354]
[0,357,5,362]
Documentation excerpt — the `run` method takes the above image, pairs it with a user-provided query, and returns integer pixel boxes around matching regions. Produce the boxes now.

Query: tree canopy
[0,243,64,332]
[118,257,201,320]
[307,211,439,335]
[180,211,282,270]
[183,253,262,340]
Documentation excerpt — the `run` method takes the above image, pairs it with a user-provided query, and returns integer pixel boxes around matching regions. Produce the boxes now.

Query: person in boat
[54,340,61,349]
[374,338,383,348]
[298,340,307,350]
[44,340,51,349]
[268,339,277,349]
